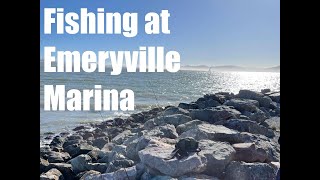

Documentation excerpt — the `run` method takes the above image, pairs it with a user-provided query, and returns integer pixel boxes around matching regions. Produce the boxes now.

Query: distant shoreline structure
[181,65,280,72]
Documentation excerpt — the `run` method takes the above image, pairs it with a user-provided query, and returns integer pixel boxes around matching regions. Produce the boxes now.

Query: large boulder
[111,130,133,145]
[180,174,220,180]
[89,166,137,180]
[198,140,235,178]
[176,120,206,134]
[243,109,268,123]
[190,106,241,123]
[144,114,192,130]
[179,124,244,144]
[144,124,179,139]
[79,170,101,180]
[69,154,92,174]
[162,106,190,116]
[232,143,268,163]
[178,102,199,110]
[64,143,94,158]
[216,119,275,138]
[46,163,75,180]
[40,158,49,174]
[224,161,278,180]
[261,117,280,131]
[269,92,280,103]
[237,90,263,100]
[92,137,109,149]
[40,168,64,180]
[47,151,71,163]
[138,141,206,177]
[223,99,259,113]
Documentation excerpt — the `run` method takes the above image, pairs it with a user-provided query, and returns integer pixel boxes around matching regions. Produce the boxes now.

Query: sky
[40,0,280,68]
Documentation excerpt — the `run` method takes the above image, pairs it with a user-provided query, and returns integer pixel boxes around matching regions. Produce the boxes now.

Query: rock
[90,166,137,180]
[180,174,220,180]
[232,143,268,163]
[179,124,243,144]
[223,99,259,113]
[80,132,94,140]
[70,154,92,174]
[79,170,101,180]
[243,109,268,123]
[92,137,109,149]
[50,136,66,148]
[196,99,221,109]
[261,89,271,94]
[150,175,177,180]
[162,106,190,116]
[87,149,108,162]
[261,117,280,131]
[198,140,235,178]
[178,102,199,110]
[237,90,264,100]
[47,151,71,163]
[145,124,179,139]
[64,143,94,158]
[138,140,206,177]
[46,163,75,180]
[111,130,133,144]
[269,92,280,103]
[112,145,127,156]
[224,161,277,180]
[40,168,64,180]
[204,94,226,104]
[106,153,134,172]
[73,126,86,131]
[257,96,273,108]
[40,158,49,174]
[86,163,108,173]
[190,106,241,123]
[216,119,275,138]
[125,135,153,162]
[176,120,206,134]
[144,114,192,130]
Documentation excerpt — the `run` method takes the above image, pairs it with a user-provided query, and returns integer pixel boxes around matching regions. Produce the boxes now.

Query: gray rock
[261,117,280,131]
[144,114,192,130]
[261,89,271,94]
[47,151,71,163]
[237,90,264,100]
[179,124,244,144]
[90,166,137,180]
[92,137,109,149]
[79,170,101,180]
[86,163,108,173]
[145,124,179,139]
[46,163,75,180]
[176,120,206,134]
[197,99,221,109]
[111,130,133,145]
[269,92,280,103]
[256,96,273,108]
[64,143,94,158]
[87,149,108,162]
[224,99,259,113]
[224,161,277,180]
[40,158,49,174]
[216,119,275,138]
[150,175,177,180]
[178,103,199,110]
[198,140,235,178]
[243,109,268,123]
[138,141,206,177]
[106,153,135,173]
[162,106,190,116]
[204,94,226,104]
[50,136,66,148]
[232,143,268,163]
[70,154,92,174]
[40,168,64,180]
[180,174,220,180]
[190,106,241,123]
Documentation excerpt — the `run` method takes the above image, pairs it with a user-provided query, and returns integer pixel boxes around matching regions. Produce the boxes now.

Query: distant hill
[181,65,280,72]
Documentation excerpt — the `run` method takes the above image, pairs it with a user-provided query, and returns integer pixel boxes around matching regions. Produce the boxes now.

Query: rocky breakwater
[40,89,280,180]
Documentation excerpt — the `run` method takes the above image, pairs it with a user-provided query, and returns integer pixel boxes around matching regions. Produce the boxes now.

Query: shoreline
[40,89,280,179]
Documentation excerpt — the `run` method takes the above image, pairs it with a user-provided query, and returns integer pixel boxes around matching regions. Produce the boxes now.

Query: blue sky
[40,0,280,67]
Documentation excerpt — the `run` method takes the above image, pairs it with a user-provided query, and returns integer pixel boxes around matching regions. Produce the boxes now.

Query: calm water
[40,64,280,134]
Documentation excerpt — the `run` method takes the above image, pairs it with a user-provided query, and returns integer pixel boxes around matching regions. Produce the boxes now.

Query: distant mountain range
[181,65,280,72]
